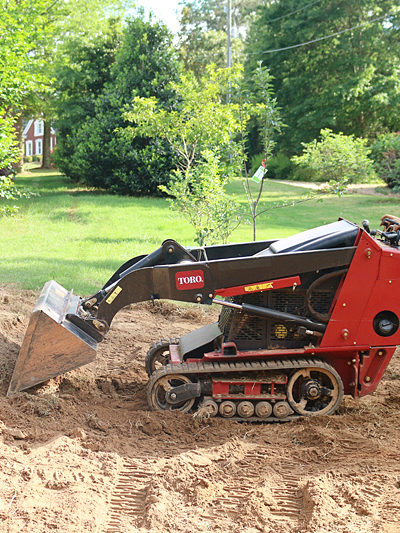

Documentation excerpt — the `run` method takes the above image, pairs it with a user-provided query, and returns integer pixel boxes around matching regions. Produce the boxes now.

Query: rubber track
[145,338,179,377]
[147,357,336,422]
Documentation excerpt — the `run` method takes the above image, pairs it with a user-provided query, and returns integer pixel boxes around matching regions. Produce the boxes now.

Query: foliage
[0,119,20,174]
[53,25,122,181]
[0,0,52,111]
[178,0,259,76]
[0,173,36,216]
[54,17,180,195]
[0,0,52,211]
[239,64,284,239]
[246,0,400,154]
[160,151,240,245]
[125,65,243,244]
[265,152,295,180]
[370,132,400,191]
[126,65,242,173]
[292,129,376,191]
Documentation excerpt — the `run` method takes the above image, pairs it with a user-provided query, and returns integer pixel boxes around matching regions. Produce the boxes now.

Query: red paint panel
[378,246,400,280]
[175,270,205,290]
[320,231,382,348]
[244,383,261,396]
[215,275,301,298]
[357,347,396,397]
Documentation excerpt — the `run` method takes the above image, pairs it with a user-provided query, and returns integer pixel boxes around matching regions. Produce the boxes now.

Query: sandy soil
[0,286,400,533]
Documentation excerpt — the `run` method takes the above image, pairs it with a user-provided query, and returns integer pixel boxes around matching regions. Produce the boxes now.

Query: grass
[0,167,398,295]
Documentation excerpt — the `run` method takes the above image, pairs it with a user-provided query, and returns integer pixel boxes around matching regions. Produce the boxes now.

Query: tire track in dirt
[105,458,154,532]
[209,446,305,529]
[270,463,304,525]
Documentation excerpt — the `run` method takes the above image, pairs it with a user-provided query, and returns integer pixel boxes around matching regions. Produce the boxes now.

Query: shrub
[266,152,295,180]
[160,151,241,246]
[370,132,400,192]
[249,153,264,176]
[291,164,315,182]
[54,17,180,196]
[292,129,376,189]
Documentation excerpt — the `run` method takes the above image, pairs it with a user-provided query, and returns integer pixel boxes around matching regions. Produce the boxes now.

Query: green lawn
[0,169,397,295]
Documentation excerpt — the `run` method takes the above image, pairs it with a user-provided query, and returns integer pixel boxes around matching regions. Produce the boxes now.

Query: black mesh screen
[218,281,337,350]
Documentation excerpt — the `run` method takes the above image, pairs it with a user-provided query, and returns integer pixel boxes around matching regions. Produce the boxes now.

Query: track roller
[273,401,292,418]
[237,401,254,418]
[200,398,218,417]
[255,401,272,418]
[219,401,236,418]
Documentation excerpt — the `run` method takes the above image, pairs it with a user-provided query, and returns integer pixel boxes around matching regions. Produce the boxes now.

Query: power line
[266,0,323,24]
[256,13,393,54]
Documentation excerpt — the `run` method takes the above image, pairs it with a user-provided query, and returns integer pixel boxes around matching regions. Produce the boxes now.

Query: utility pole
[227,0,232,69]
[227,0,232,104]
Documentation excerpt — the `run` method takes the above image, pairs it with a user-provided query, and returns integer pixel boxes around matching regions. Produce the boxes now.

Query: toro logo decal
[175,270,205,290]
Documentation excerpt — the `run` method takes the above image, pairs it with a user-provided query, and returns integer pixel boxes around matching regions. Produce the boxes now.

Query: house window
[26,140,33,156]
[34,120,44,136]
[35,139,42,155]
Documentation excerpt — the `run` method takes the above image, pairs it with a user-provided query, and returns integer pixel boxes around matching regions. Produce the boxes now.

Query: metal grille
[218,283,337,350]
[310,289,335,314]
[271,289,306,316]
[218,294,266,348]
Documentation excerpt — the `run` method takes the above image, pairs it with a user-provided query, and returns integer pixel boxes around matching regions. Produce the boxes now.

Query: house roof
[22,119,56,138]
[22,119,33,138]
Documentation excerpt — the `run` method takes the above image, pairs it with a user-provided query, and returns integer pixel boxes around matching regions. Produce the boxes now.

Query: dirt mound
[0,285,400,532]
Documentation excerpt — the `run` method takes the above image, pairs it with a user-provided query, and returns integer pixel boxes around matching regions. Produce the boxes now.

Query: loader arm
[70,244,356,342]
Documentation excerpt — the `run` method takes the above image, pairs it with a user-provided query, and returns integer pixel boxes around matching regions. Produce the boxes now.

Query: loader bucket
[7,280,97,396]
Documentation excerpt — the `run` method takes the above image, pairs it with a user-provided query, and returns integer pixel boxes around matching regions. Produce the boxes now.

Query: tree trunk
[41,120,52,168]
[14,114,24,172]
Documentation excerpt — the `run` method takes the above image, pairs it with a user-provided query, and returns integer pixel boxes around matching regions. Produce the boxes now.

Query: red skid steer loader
[7,217,400,421]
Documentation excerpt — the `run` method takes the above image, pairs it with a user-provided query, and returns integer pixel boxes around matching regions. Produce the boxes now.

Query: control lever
[362,220,370,234]
[377,230,400,247]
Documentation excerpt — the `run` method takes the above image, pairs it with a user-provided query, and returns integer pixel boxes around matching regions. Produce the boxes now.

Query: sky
[135,0,182,34]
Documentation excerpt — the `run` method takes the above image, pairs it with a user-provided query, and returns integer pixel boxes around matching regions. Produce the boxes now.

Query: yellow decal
[244,282,273,292]
[274,324,288,339]
[106,286,122,304]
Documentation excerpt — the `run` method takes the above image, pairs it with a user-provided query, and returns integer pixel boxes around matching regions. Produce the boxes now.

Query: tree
[235,64,284,240]
[245,0,400,154]
[54,17,181,195]
[43,1,131,168]
[0,0,51,170]
[178,0,260,75]
[0,0,129,172]
[53,23,122,180]
[125,65,244,244]
[161,151,241,245]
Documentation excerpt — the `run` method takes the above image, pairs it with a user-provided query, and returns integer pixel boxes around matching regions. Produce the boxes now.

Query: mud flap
[7,280,97,396]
